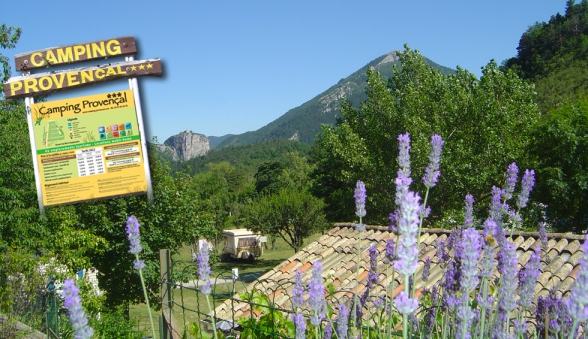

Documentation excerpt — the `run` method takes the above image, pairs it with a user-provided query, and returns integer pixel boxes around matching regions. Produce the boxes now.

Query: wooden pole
[159,249,172,339]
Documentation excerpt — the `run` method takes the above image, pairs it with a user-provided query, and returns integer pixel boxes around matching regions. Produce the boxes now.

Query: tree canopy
[312,46,540,225]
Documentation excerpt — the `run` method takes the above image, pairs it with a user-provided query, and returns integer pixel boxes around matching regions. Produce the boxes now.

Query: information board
[31,90,148,206]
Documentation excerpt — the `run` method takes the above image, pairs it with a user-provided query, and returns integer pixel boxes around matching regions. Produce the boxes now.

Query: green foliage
[530,98,588,232]
[238,290,295,339]
[242,187,327,253]
[312,46,539,224]
[254,161,286,195]
[0,24,21,96]
[503,0,588,112]
[170,139,312,176]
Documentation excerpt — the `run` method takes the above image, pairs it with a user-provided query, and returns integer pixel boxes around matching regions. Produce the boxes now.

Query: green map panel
[47,121,64,142]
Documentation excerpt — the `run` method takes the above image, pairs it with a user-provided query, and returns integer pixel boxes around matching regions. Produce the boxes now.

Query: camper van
[221,229,266,261]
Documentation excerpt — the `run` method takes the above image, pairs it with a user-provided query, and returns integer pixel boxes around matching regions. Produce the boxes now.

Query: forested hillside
[167,139,312,176]
[504,0,588,111]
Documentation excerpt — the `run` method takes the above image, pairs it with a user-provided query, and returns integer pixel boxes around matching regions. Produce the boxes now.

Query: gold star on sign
[131,65,137,71]
[139,64,145,70]
[146,63,153,69]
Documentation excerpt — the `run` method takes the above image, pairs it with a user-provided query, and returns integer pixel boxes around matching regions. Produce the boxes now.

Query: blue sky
[2,1,566,142]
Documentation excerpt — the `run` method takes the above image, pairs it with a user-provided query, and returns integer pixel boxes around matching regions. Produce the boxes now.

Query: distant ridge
[213,50,454,148]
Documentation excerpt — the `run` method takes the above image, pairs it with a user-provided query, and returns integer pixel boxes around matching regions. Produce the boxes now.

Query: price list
[76,148,106,177]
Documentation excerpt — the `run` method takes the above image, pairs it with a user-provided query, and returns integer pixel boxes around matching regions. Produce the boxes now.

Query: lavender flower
[133,260,145,270]
[354,180,366,219]
[308,261,326,326]
[388,211,399,233]
[517,247,540,309]
[367,245,379,288]
[489,186,505,224]
[422,257,431,282]
[464,194,474,228]
[397,133,411,176]
[498,241,518,313]
[384,238,396,263]
[566,235,588,325]
[423,134,443,188]
[62,279,93,339]
[395,133,412,207]
[197,242,212,295]
[502,162,518,202]
[323,321,332,339]
[538,222,548,250]
[479,242,496,280]
[292,270,304,309]
[336,303,348,339]
[126,215,142,255]
[516,169,535,209]
[437,239,450,263]
[393,191,421,276]
[459,228,481,292]
[394,291,418,315]
[292,313,306,339]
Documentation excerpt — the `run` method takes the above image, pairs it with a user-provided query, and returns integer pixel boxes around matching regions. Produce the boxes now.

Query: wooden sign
[4,59,162,99]
[14,36,137,71]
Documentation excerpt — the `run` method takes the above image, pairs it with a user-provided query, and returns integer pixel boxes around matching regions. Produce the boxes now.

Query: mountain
[156,130,210,161]
[214,51,454,149]
[208,134,236,148]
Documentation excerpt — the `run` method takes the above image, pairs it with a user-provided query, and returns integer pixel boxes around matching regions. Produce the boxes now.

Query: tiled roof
[213,223,587,321]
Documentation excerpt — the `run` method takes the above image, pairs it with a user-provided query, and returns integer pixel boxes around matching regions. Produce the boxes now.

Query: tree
[254,161,286,195]
[312,46,540,225]
[0,24,21,95]
[242,187,327,253]
[530,99,588,233]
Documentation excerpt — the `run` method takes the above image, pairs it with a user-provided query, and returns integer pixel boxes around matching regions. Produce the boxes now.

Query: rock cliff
[160,130,210,161]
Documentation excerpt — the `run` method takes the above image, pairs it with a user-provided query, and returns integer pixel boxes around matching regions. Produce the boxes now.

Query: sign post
[3,36,162,213]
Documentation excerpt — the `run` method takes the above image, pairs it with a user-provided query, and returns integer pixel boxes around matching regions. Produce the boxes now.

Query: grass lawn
[130,232,323,338]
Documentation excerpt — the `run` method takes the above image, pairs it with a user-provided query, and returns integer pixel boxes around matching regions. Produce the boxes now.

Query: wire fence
[160,249,310,339]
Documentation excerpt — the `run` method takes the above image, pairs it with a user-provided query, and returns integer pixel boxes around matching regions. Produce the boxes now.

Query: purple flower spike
[566,235,588,323]
[308,261,326,326]
[489,186,504,224]
[126,215,142,255]
[336,303,348,339]
[459,228,481,292]
[292,313,306,339]
[518,247,540,309]
[62,279,94,339]
[354,180,366,219]
[394,291,418,315]
[385,238,396,263]
[498,241,518,313]
[422,257,431,282]
[323,321,332,339]
[197,242,212,295]
[516,169,535,209]
[397,133,411,175]
[133,260,145,270]
[394,191,421,276]
[464,194,474,228]
[502,162,519,202]
[292,270,304,309]
[538,222,548,250]
[423,134,443,188]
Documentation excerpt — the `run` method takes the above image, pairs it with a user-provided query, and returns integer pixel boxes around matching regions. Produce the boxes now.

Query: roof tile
[212,223,586,322]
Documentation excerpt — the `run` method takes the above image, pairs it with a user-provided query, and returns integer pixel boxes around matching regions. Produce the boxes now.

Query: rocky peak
[160,130,210,161]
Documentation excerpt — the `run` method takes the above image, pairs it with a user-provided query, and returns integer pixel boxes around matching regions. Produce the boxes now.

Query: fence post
[160,249,173,339]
